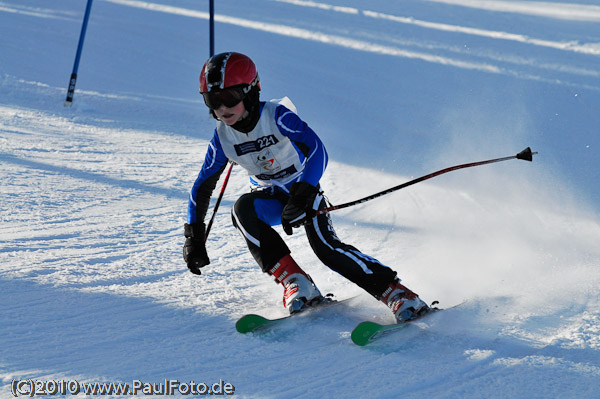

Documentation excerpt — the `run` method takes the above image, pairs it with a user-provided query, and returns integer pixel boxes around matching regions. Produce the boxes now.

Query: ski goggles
[202,87,245,110]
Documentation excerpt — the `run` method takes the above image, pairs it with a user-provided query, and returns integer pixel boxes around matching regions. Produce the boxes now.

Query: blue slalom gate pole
[64,0,94,107]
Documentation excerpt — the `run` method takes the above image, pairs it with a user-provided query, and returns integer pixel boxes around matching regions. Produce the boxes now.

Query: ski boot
[381,278,429,323]
[269,254,324,314]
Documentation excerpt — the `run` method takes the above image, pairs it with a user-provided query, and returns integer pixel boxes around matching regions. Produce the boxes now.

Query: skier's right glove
[183,222,210,275]
[281,182,319,235]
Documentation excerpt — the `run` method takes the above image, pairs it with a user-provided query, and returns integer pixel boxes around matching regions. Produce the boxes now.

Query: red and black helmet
[199,52,260,94]
[199,52,262,130]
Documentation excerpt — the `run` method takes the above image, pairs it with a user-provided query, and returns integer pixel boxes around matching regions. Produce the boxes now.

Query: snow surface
[1,0,599,398]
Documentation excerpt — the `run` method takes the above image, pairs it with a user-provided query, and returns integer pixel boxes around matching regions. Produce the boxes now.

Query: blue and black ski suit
[188,99,397,298]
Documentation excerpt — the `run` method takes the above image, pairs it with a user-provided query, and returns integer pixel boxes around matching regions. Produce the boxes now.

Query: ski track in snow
[106,0,600,92]
[276,0,600,54]
[1,0,600,398]
[424,0,600,22]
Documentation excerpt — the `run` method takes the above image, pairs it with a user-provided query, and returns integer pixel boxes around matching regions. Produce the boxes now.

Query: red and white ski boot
[381,278,429,323]
[269,254,324,314]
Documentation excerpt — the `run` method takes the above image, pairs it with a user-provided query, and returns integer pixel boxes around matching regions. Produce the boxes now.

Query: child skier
[183,52,429,322]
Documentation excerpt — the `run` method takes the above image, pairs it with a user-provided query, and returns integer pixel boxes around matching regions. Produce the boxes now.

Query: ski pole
[205,161,234,242]
[316,147,537,216]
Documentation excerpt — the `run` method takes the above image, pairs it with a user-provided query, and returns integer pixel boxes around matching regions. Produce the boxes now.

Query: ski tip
[235,314,270,334]
[351,321,383,346]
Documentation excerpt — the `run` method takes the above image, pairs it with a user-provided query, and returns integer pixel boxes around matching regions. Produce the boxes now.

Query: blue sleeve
[274,105,328,187]
[187,131,229,223]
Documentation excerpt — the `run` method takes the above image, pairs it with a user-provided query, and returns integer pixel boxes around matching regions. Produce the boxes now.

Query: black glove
[183,223,210,275]
[281,182,319,235]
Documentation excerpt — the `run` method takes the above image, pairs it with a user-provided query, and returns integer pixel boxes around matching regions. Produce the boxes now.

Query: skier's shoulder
[263,97,299,118]
[209,126,225,149]
[272,96,298,114]
[265,97,307,136]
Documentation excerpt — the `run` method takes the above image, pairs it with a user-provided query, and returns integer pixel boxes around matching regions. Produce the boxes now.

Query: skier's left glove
[281,182,319,235]
[183,222,210,275]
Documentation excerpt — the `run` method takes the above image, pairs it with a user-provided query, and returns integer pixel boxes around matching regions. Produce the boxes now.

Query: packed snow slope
[1,0,599,398]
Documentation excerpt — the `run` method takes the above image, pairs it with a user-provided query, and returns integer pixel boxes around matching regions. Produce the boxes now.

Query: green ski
[236,313,289,333]
[351,301,465,346]
[236,295,356,334]
[351,321,410,346]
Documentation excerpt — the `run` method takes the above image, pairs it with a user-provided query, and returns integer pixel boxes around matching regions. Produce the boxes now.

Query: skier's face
[214,101,248,126]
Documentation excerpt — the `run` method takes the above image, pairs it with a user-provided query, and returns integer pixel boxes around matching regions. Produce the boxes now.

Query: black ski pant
[231,189,397,299]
